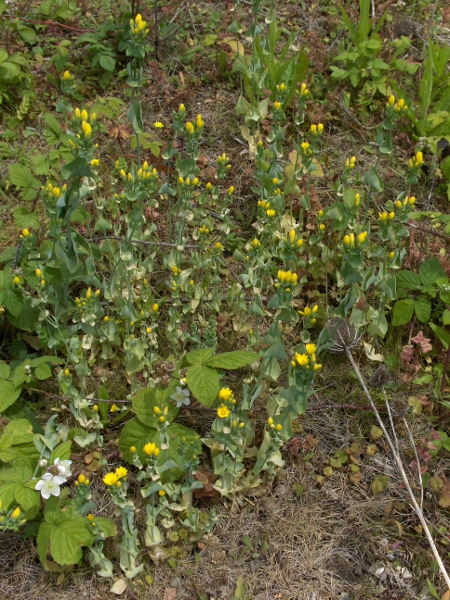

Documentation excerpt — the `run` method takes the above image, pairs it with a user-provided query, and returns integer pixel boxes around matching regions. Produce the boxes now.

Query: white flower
[35,473,66,499]
[53,458,72,479]
[170,386,191,407]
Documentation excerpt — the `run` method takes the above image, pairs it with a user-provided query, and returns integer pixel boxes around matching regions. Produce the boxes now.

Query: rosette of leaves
[119,349,259,474]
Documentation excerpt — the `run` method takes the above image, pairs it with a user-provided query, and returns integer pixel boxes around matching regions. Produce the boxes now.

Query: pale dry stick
[345,348,450,591]
[381,386,424,511]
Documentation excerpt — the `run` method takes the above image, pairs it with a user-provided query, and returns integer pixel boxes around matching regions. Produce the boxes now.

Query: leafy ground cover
[1,0,450,598]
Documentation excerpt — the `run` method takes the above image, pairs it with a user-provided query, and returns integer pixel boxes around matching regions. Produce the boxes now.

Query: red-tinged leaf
[411,331,433,353]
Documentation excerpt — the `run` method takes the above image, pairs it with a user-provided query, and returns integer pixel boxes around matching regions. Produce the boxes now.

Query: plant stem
[345,348,450,590]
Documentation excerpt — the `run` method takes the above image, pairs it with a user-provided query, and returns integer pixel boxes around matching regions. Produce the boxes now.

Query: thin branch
[345,348,450,590]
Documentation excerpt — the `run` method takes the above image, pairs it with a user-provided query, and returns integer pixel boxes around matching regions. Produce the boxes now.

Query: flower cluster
[276,269,298,290]
[129,13,149,39]
[103,466,128,487]
[387,94,408,112]
[143,442,160,457]
[216,387,236,419]
[291,343,322,387]
[343,231,368,247]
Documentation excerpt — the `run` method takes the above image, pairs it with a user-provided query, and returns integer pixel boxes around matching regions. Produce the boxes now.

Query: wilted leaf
[110,578,128,595]
[193,468,219,499]
[372,475,389,495]
[370,426,383,440]
[163,588,177,600]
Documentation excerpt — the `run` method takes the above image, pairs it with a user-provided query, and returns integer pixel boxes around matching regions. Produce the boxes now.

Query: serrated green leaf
[186,347,216,365]
[0,430,13,450]
[0,361,10,379]
[49,519,94,566]
[206,350,259,370]
[15,484,40,510]
[0,380,21,411]
[8,164,41,200]
[419,258,445,286]
[392,299,415,326]
[186,363,219,406]
[3,290,23,317]
[4,419,34,445]
[13,207,40,230]
[414,298,431,324]
[98,53,115,72]
[34,363,52,380]
[396,270,420,290]
[37,522,52,566]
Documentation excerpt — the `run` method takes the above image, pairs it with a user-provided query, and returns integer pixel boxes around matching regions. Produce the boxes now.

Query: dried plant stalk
[344,347,450,591]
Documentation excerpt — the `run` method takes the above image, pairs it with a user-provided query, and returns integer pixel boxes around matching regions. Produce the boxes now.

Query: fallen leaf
[372,475,389,495]
[193,467,219,499]
[163,588,177,600]
[110,579,127,595]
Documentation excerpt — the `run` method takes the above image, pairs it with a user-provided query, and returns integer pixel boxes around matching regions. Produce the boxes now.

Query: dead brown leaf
[193,467,219,499]
[162,588,177,600]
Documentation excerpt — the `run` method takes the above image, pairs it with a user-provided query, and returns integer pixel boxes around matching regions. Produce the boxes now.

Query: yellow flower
[13,276,20,285]
[305,343,316,355]
[219,388,233,401]
[185,121,195,135]
[78,474,87,484]
[115,466,128,479]
[81,121,92,137]
[266,209,276,218]
[143,442,160,456]
[267,417,274,425]
[152,303,159,312]
[158,489,166,497]
[87,513,95,522]
[196,114,204,129]
[313,363,322,371]
[81,109,88,122]
[110,404,119,412]
[154,121,164,129]
[63,70,72,80]
[130,446,137,452]
[135,13,142,23]
[90,159,100,167]
[22,228,30,237]
[274,101,281,110]
[387,95,395,106]
[179,103,185,112]
[379,212,388,221]
[217,404,230,419]
[295,353,309,366]
[11,507,21,519]
[319,223,325,231]
[103,472,119,486]
[275,424,282,432]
